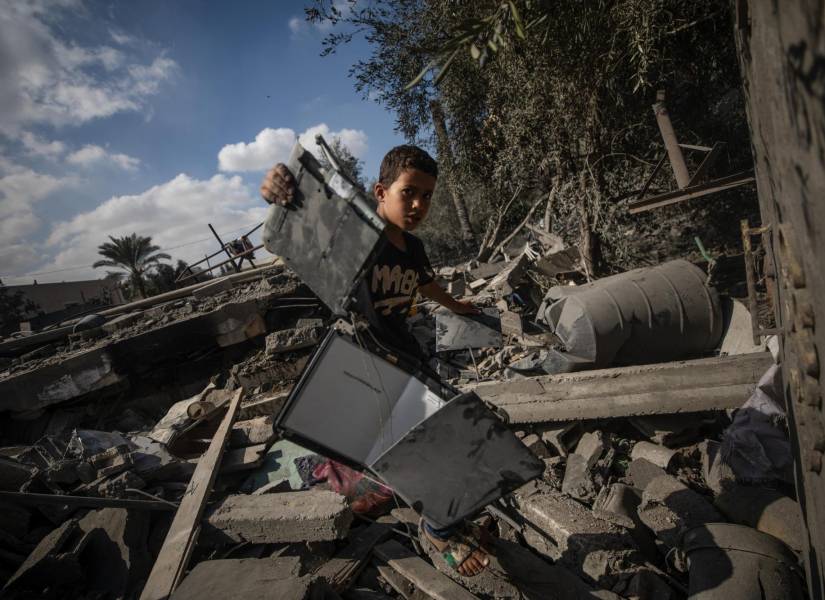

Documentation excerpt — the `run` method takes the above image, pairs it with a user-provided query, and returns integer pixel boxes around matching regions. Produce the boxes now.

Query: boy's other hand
[260,164,296,206]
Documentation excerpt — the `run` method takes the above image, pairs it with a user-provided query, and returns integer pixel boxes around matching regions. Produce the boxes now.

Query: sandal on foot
[419,518,491,576]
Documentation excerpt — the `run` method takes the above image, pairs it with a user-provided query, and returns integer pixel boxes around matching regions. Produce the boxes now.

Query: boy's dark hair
[378,145,438,187]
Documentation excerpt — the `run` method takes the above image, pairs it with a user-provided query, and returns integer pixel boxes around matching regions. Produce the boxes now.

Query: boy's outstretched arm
[418,281,479,315]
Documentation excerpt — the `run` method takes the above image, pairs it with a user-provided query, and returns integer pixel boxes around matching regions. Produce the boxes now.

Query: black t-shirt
[364,231,434,349]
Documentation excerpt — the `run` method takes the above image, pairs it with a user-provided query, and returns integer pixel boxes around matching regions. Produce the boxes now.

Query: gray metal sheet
[370,392,544,528]
[262,142,385,315]
[435,307,503,352]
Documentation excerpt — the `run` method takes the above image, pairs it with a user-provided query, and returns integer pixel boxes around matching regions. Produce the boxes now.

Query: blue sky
[0,0,406,285]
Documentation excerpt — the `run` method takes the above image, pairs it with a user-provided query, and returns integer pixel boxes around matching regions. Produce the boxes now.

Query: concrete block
[203,490,352,544]
[574,430,606,469]
[637,474,724,548]
[626,458,666,490]
[516,482,642,586]
[538,422,578,457]
[230,416,275,447]
[520,433,551,458]
[265,326,322,355]
[561,453,596,501]
[592,483,643,530]
[447,278,465,296]
[630,441,676,470]
[171,556,310,600]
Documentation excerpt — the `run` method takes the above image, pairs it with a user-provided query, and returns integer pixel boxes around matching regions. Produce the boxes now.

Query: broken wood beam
[140,388,243,600]
[628,170,755,214]
[470,352,773,424]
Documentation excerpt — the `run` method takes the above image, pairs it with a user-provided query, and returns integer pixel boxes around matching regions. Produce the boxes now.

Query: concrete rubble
[0,247,806,599]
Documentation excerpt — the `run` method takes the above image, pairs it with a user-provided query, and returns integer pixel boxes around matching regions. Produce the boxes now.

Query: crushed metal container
[537,259,723,372]
[276,325,543,528]
[262,140,386,315]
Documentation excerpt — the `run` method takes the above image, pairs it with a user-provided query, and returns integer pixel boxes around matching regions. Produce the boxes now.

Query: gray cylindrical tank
[682,523,805,600]
[539,259,722,369]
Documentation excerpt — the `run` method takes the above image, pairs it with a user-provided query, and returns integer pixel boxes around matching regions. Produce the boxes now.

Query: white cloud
[66,144,140,171]
[218,123,368,172]
[20,131,66,158]
[0,2,177,133]
[0,166,76,273]
[288,17,304,34]
[218,128,296,173]
[37,173,267,282]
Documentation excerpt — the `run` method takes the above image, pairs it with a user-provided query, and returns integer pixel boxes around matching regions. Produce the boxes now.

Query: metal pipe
[176,244,263,284]
[209,223,240,273]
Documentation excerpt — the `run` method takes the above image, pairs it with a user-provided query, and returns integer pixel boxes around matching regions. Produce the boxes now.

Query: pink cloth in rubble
[312,459,393,514]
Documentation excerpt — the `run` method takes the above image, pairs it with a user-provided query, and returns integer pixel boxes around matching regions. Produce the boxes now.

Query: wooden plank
[140,388,243,600]
[471,352,773,423]
[373,540,478,600]
[313,519,394,591]
[628,170,755,214]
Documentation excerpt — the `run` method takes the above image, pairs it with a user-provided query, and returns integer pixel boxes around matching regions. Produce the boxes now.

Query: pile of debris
[0,233,804,599]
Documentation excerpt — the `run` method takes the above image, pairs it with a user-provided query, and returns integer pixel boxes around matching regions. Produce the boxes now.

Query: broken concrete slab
[637,474,724,548]
[0,347,126,413]
[170,556,311,600]
[3,518,89,592]
[238,390,290,420]
[435,307,502,352]
[470,352,773,423]
[265,326,322,355]
[76,508,151,598]
[630,442,676,470]
[202,490,352,544]
[515,482,642,586]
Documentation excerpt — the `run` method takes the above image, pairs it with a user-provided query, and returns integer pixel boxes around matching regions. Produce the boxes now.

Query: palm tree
[93,233,170,299]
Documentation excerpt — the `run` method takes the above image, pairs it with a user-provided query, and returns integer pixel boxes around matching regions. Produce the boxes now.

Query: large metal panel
[277,328,542,528]
[262,142,385,315]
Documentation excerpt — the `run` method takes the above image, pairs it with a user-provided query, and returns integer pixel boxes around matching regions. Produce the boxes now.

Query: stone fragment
[561,453,596,501]
[637,474,724,548]
[538,423,578,457]
[447,278,465,296]
[468,278,488,291]
[574,431,606,469]
[630,442,676,470]
[626,458,667,490]
[230,416,275,447]
[203,490,352,544]
[499,311,523,337]
[629,413,704,447]
[171,556,310,600]
[593,484,643,530]
[520,433,551,458]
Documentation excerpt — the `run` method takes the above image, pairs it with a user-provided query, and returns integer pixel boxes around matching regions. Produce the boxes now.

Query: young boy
[259,144,491,577]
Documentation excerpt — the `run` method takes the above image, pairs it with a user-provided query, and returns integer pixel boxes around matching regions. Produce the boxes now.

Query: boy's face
[374,168,435,232]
